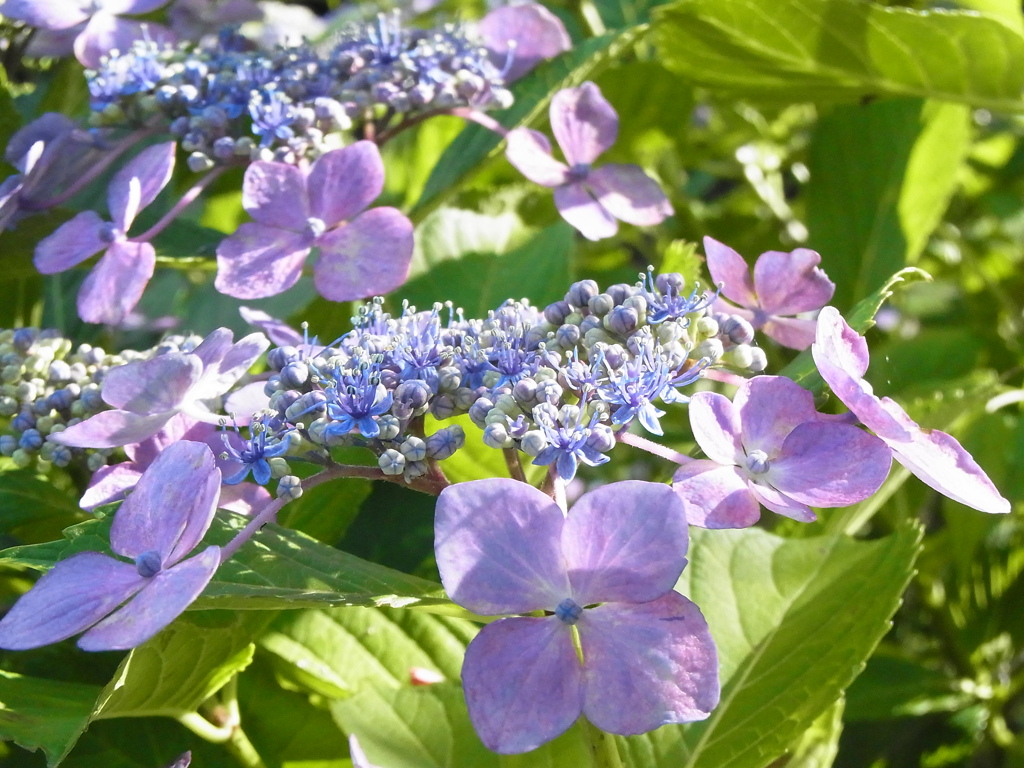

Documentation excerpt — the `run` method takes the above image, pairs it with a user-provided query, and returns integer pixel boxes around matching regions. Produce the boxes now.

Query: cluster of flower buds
[0,327,200,472]
[236,268,764,490]
[86,12,514,170]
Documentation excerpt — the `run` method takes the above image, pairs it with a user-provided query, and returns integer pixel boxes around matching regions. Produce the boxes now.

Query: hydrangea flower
[504,82,673,241]
[812,307,1010,515]
[435,478,718,753]
[0,440,221,651]
[33,141,176,325]
[50,328,269,448]
[673,375,892,528]
[214,142,414,301]
[1,0,174,68]
[705,236,835,350]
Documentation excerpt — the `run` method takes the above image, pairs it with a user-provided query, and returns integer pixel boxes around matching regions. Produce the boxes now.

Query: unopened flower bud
[400,436,427,462]
[565,280,599,309]
[482,422,512,449]
[277,475,303,500]
[520,430,548,457]
[379,449,406,475]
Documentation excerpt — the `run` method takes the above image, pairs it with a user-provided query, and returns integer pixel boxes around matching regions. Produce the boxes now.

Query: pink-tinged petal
[102,0,172,14]
[760,316,818,350]
[704,237,757,308]
[812,308,913,441]
[550,82,617,167]
[80,462,143,510]
[313,208,413,301]
[747,482,816,522]
[241,161,309,230]
[102,353,203,414]
[308,142,384,226]
[435,478,569,614]
[672,462,760,529]
[562,481,687,605]
[462,617,582,754]
[752,248,835,316]
[688,391,743,465]
[191,328,233,369]
[505,128,569,187]
[33,211,106,273]
[587,164,672,227]
[580,594,718,734]
[0,0,89,29]
[0,553,145,650]
[888,427,1010,515]
[734,376,817,456]
[77,546,220,651]
[479,3,570,81]
[554,182,617,241]
[769,421,891,507]
[111,440,220,563]
[215,222,311,299]
[218,482,271,515]
[224,381,270,422]
[77,240,156,325]
[239,306,304,346]
[49,409,174,448]
[108,142,176,231]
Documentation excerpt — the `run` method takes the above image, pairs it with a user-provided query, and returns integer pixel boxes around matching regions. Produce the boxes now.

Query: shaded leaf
[0,670,100,767]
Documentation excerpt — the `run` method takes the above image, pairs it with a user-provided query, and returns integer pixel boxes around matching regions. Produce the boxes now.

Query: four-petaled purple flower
[214,141,414,302]
[33,141,176,325]
[705,236,835,350]
[1,0,175,69]
[504,82,673,241]
[0,440,221,651]
[812,307,1010,515]
[51,327,269,448]
[673,375,892,528]
[435,478,719,753]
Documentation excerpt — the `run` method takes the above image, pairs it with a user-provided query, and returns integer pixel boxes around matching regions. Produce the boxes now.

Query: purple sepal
[551,82,618,167]
[588,164,672,227]
[239,307,304,347]
[80,463,144,510]
[314,208,414,301]
[215,223,311,299]
[76,240,156,325]
[49,409,175,449]
[504,129,569,187]
[74,13,175,69]
[101,354,204,414]
[108,142,176,231]
[0,553,145,650]
[554,182,617,241]
[78,545,220,651]
[242,161,309,230]
[580,594,719,734]
[479,3,571,82]
[461,616,582,754]
[435,479,569,615]
[0,0,90,29]
[109,440,221,564]
[308,142,385,227]
[33,211,106,273]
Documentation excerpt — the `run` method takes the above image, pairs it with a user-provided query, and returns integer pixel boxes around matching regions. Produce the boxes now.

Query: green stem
[224,724,269,768]
[579,717,624,768]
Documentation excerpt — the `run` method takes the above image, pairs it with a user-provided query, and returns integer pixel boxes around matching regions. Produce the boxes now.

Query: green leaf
[615,523,922,768]
[785,697,845,768]
[0,670,100,767]
[652,0,1024,109]
[806,98,969,310]
[398,222,574,319]
[92,611,274,720]
[779,266,931,388]
[0,511,451,612]
[412,26,648,218]
[0,470,87,537]
[844,654,970,721]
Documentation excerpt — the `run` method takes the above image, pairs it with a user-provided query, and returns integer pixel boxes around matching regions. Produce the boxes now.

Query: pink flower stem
[503,447,528,483]
[132,165,228,243]
[616,429,691,465]
[219,462,449,562]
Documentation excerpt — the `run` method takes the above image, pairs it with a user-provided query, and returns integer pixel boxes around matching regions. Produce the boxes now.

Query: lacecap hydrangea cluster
[217,268,761,491]
[88,13,513,170]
